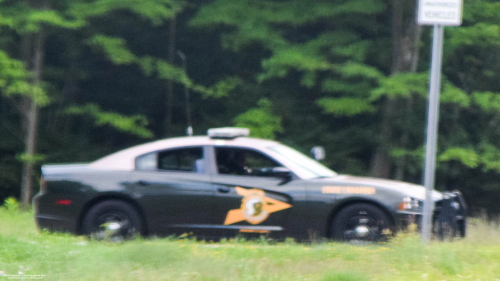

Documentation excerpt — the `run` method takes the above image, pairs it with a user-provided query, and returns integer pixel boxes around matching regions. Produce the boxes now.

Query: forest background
[1,0,500,215]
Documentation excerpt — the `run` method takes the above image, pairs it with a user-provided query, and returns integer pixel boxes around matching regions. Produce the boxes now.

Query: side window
[215,147,281,176]
[135,147,204,173]
[135,152,157,171]
[159,147,204,172]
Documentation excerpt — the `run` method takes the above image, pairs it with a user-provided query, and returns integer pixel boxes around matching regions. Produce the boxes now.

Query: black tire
[330,203,393,242]
[82,200,143,241]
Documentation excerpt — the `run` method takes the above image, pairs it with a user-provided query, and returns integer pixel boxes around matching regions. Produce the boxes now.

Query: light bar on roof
[207,127,250,139]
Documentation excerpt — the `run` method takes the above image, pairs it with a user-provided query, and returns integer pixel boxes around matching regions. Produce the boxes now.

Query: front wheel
[81,200,143,241]
[330,203,393,242]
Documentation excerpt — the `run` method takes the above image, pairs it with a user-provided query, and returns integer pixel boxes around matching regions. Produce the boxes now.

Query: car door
[209,146,299,238]
[131,146,215,237]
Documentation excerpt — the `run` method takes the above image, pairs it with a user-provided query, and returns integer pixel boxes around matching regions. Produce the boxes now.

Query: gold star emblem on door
[224,187,292,225]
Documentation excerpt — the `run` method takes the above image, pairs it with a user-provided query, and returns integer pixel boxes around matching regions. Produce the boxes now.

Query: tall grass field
[1,199,500,281]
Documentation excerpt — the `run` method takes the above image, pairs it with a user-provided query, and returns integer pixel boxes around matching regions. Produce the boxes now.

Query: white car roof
[88,136,280,171]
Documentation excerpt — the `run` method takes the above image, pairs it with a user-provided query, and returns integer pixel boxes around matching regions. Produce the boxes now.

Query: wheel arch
[77,193,148,235]
[325,199,396,238]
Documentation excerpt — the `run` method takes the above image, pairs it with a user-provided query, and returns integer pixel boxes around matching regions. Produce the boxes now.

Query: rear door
[131,146,215,237]
[209,146,299,238]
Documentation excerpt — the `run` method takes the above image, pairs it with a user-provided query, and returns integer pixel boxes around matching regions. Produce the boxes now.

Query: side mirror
[310,146,325,161]
[271,166,292,177]
[272,167,293,185]
[256,167,293,184]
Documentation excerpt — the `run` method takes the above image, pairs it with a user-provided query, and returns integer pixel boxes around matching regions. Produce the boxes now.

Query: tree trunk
[20,0,48,208]
[165,16,177,136]
[370,0,422,179]
[20,100,40,208]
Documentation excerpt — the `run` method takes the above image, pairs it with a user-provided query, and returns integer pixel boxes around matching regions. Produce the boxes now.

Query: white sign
[418,0,463,26]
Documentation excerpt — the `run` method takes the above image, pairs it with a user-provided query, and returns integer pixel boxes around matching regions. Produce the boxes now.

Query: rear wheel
[330,203,393,242]
[82,200,143,241]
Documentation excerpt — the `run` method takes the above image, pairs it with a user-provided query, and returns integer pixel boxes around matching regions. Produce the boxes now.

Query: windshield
[268,144,337,179]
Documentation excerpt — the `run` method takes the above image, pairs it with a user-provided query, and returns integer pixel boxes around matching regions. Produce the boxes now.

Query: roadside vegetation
[3,0,500,218]
[2,199,500,281]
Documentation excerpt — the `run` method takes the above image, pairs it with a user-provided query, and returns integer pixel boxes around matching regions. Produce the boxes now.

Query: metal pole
[421,24,444,243]
[176,50,193,136]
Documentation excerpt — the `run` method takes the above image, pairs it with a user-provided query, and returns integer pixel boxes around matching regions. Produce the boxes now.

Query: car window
[268,144,337,179]
[215,147,282,176]
[136,147,204,173]
[135,152,157,170]
[159,147,203,172]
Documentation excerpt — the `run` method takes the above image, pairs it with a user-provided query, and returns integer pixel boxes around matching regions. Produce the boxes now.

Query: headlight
[398,197,422,211]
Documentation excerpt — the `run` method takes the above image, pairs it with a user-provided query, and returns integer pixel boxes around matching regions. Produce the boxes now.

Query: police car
[33,128,466,241]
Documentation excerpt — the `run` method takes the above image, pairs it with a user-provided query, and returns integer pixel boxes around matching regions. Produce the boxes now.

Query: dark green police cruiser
[33,128,466,241]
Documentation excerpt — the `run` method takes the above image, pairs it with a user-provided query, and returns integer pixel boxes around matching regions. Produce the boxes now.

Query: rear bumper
[33,192,80,234]
[34,215,78,233]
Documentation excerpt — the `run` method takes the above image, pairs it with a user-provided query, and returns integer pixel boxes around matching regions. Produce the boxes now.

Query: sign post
[417,0,462,243]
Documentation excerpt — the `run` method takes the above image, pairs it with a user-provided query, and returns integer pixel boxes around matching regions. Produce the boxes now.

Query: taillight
[56,199,72,205]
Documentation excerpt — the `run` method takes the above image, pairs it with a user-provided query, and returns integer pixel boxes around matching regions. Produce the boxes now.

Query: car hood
[317,175,443,201]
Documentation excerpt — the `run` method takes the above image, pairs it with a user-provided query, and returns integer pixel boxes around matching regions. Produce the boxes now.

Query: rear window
[135,147,204,173]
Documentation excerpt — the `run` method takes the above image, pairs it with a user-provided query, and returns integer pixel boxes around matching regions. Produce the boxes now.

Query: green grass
[1,205,500,280]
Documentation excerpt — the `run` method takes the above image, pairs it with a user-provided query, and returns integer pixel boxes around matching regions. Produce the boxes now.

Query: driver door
[209,146,296,238]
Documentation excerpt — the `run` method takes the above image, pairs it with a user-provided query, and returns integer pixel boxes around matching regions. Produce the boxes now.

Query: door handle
[217,186,230,193]
[137,180,151,186]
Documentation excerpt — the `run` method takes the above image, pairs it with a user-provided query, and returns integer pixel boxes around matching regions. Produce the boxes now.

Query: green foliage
[0,51,27,86]
[191,0,384,28]
[136,56,196,88]
[87,36,205,95]
[0,51,49,106]
[0,13,14,27]
[15,153,46,165]
[390,147,425,175]
[440,82,470,107]
[321,79,372,95]
[332,40,371,62]
[137,56,156,76]
[233,98,283,139]
[462,1,500,23]
[156,60,192,85]
[69,0,183,25]
[87,35,136,65]
[478,143,500,173]
[370,73,469,108]
[65,104,154,139]
[449,23,500,47]
[472,91,500,113]
[334,62,384,81]
[3,0,500,216]
[258,47,331,82]
[1,197,19,212]
[317,97,375,116]
[370,72,427,100]
[24,9,84,31]
[202,77,243,98]
[438,147,479,168]
[1,2,83,33]
[437,144,500,174]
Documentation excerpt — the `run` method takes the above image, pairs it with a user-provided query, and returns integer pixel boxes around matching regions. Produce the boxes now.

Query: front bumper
[396,190,467,238]
[433,190,467,238]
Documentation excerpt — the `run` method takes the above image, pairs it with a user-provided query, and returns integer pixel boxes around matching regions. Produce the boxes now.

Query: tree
[0,0,186,207]
[190,0,399,173]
